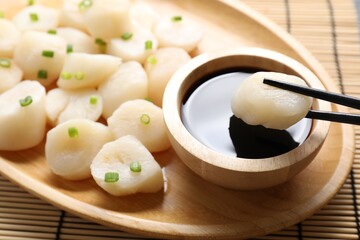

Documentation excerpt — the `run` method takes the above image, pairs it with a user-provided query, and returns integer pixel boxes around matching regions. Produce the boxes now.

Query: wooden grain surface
[0,0,359,239]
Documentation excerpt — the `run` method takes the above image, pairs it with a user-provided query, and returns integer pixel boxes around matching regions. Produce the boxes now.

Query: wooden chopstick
[263,78,360,125]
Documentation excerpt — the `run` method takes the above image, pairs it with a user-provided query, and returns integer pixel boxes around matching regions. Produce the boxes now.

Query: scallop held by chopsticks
[231,71,313,130]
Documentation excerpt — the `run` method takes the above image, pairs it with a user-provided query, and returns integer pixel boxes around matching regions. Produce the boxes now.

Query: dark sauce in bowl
[181,71,312,158]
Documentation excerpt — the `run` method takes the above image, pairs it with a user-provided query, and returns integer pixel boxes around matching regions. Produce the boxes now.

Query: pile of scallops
[0,0,203,196]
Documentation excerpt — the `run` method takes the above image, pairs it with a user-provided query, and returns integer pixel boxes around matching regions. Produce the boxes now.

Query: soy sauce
[181,71,312,158]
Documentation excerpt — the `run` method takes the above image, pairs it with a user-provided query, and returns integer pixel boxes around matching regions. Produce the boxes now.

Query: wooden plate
[0,0,354,239]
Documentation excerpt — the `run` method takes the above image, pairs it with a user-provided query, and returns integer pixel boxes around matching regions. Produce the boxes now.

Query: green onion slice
[74,71,85,80]
[60,71,72,80]
[130,161,142,173]
[146,55,157,65]
[171,15,182,22]
[140,114,151,125]
[28,0,35,5]
[29,13,38,22]
[0,59,11,68]
[68,127,79,138]
[37,69,47,79]
[145,40,153,50]
[89,95,98,105]
[144,97,153,102]
[104,172,119,182]
[0,11,4,18]
[121,32,133,40]
[19,96,33,107]
[47,29,57,35]
[66,44,73,54]
[42,50,54,58]
[95,38,106,46]
[95,38,107,53]
[78,0,93,10]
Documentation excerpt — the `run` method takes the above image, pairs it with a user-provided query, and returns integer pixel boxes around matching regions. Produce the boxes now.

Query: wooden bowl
[162,47,331,190]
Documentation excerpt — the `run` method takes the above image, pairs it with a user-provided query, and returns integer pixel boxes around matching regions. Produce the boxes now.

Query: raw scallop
[107,99,171,152]
[91,135,164,196]
[0,81,46,150]
[45,119,114,180]
[231,72,313,130]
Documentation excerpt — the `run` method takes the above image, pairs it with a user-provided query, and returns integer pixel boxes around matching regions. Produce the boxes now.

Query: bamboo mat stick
[308,215,357,221]
[0,223,57,233]
[0,207,61,216]
[0,218,58,227]
[0,230,54,239]
[303,220,357,227]
[0,213,59,221]
[0,202,58,211]
[0,196,53,205]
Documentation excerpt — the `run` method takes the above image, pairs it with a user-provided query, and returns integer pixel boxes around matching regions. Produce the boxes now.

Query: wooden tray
[0,0,354,239]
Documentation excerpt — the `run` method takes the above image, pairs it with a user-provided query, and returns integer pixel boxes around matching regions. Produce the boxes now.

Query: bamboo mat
[1,0,360,239]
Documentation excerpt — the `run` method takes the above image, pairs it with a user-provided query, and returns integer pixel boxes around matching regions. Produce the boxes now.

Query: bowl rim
[162,47,331,173]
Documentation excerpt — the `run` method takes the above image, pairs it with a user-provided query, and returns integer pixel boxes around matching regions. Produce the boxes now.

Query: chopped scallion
[42,50,54,58]
[47,29,57,35]
[144,97,153,102]
[28,0,35,6]
[121,32,133,40]
[0,59,11,68]
[68,127,78,138]
[140,114,151,125]
[171,15,182,22]
[146,55,157,64]
[95,38,106,46]
[78,0,93,10]
[0,11,4,18]
[60,71,72,80]
[74,71,85,80]
[29,13,38,22]
[66,44,73,54]
[144,40,153,50]
[37,69,47,79]
[19,96,33,107]
[104,172,119,182]
[130,161,142,173]
[89,96,98,105]
[95,38,107,53]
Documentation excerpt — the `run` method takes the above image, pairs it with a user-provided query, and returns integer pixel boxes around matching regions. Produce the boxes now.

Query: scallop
[0,80,46,151]
[46,88,103,126]
[144,47,191,106]
[0,19,21,58]
[57,27,100,54]
[45,119,114,180]
[106,28,158,64]
[59,0,88,32]
[91,135,164,196]
[12,5,59,32]
[13,31,67,86]
[57,52,121,90]
[98,61,148,119]
[154,15,203,53]
[0,58,23,93]
[107,99,171,152]
[83,0,133,40]
[231,72,313,130]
